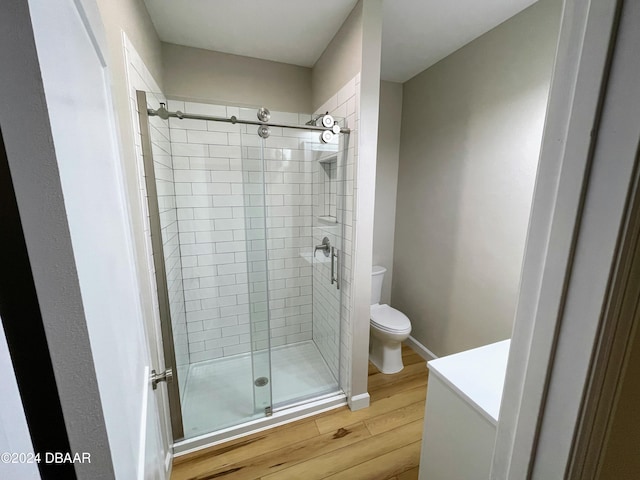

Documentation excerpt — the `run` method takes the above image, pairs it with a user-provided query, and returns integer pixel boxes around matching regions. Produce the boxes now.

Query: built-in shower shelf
[300,252,331,265]
[318,154,338,164]
[318,216,337,224]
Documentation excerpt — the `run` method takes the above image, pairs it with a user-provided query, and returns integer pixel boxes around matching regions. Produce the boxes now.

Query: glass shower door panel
[240,112,273,415]
[169,108,269,438]
[311,119,346,390]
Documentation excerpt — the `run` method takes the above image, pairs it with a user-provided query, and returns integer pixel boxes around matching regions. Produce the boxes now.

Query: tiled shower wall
[148,110,190,369]
[310,137,344,382]
[166,102,335,363]
[313,74,360,394]
[165,106,249,363]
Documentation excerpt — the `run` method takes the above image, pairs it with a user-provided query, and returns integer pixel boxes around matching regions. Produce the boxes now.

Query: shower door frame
[136,90,185,440]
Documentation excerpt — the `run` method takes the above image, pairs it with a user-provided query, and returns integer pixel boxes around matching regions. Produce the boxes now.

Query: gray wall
[162,43,312,113]
[392,0,562,357]
[373,80,402,304]
[311,1,363,111]
[96,0,163,85]
[162,1,363,115]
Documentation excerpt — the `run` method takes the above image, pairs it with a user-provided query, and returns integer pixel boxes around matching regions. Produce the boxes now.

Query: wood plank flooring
[171,345,428,480]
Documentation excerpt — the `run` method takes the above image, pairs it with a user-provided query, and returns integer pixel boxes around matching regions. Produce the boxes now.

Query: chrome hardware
[314,237,331,257]
[257,107,271,122]
[155,103,170,120]
[150,368,173,390]
[265,406,273,417]
[321,114,335,128]
[254,376,269,387]
[147,104,351,133]
[320,130,334,144]
[331,247,340,289]
[258,125,270,138]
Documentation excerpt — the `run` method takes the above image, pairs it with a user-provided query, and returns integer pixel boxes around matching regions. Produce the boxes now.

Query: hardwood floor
[171,345,428,480]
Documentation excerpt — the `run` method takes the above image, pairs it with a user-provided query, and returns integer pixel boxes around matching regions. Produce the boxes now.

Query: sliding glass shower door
[238,108,273,416]
[310,126,344,391]
[138,94,348,442]
[239,109,346,410]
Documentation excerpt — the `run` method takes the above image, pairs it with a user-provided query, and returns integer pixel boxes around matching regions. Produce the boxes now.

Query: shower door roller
[320,114,334,128]
[257,107,271,122]
[150,368,174,390]
[258,125,271,138]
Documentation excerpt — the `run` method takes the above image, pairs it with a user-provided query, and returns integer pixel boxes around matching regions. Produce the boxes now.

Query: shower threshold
[174,391,346,456]
[174,341,345,454]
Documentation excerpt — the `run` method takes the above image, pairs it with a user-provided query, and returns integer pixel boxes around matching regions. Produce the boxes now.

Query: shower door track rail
[173,392,347,456]
[147,107,351,134]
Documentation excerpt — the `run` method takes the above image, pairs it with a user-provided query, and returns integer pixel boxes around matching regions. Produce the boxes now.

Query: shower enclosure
[136,91,350,448]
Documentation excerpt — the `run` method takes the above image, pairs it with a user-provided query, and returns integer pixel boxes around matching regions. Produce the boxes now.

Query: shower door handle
[331,247,340,290]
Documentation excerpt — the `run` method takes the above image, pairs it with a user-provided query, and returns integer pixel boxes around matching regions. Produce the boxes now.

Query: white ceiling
[144,0,538,83]
[382,0,538,82]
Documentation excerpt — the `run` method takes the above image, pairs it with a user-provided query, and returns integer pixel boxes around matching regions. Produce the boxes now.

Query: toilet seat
[370,304,411,334]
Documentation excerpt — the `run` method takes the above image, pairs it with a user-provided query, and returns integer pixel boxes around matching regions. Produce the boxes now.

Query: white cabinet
[419,340,510,480]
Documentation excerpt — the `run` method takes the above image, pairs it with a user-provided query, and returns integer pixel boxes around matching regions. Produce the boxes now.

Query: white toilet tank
[371,265,387,305]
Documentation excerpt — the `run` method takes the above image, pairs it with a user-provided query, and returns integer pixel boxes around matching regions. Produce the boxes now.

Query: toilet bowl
[369,266,412,374]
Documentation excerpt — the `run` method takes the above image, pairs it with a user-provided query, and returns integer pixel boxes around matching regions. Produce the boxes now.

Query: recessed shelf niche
[318,154,338,223]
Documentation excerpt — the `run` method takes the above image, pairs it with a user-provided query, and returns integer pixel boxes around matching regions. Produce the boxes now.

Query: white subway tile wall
[311,133,345,381]
[166,106,248,363]
[166,102,345,364]
[149,112,190,369]
[314,74,360,396]
[160,76,359,387]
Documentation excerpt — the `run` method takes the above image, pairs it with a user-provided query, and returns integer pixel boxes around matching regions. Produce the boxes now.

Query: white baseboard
[348,392,370,411]
[405,336,438,362]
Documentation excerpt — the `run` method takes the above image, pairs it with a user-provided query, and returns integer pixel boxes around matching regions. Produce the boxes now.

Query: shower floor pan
[179,340,341,440]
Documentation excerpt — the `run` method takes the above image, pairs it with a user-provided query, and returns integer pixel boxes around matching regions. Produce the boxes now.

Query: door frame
[0,0,116,477]
[492,0,640,477]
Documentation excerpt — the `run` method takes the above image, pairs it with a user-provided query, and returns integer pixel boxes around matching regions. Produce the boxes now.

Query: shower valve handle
[314,237,331,257]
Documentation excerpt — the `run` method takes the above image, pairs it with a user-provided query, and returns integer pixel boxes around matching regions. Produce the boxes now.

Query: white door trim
[492,0,640,477]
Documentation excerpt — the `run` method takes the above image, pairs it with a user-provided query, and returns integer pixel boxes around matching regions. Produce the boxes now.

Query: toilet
[369,266,412,374]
